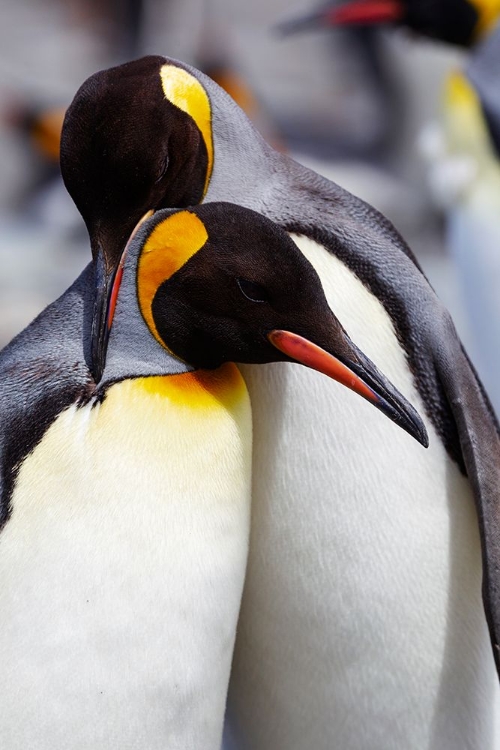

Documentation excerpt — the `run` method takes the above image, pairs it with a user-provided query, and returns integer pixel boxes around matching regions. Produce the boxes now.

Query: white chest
[230,236,500,750]
[0,367,251,750]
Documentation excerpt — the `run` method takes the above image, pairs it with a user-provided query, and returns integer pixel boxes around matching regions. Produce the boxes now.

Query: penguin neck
[100,338,190,392]
[98,242,192,390]
[100,321,191,392]
[199,69,279,209]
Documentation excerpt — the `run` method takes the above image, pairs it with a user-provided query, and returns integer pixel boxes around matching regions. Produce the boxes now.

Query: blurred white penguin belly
[233,236,500,750]
[0,365,251,750]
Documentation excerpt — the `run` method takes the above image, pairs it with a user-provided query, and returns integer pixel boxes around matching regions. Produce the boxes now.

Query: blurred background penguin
[276,0,500,412]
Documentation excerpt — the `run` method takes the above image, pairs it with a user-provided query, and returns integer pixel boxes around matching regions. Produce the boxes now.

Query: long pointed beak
[268,329,428,447]
[275,1,403,35]
[90,210,154,383]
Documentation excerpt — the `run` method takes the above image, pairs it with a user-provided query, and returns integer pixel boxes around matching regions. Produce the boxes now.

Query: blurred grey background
[2,0,494,407]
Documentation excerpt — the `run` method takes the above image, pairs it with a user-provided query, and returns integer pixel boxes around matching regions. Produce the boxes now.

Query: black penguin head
[60,56,212,265]
[276,0,494,47]
[60,56,215,381]
[401,0,481,44]
[104,202,428,447]
[147,203,339,371]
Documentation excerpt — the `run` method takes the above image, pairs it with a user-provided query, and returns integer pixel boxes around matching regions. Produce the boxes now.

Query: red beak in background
[275,1,403,35]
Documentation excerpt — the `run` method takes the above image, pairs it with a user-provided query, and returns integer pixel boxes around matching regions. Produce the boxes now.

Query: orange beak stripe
[268,329,379,404]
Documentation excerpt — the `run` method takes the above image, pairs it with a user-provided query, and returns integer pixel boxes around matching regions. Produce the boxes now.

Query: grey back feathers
[102,214,192,386]
[0,267,94,526]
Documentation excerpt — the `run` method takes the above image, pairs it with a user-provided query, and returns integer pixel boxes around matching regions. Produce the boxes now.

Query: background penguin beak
[268,329,429,447]
[328,0,403,26]
[275,0,403,35]
[90,210,154,383]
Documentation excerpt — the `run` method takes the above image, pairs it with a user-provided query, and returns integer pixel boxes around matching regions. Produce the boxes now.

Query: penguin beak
[268,329,428,447]
[329,0,403,26]
[90,210,154,383]
[275,0,403,35]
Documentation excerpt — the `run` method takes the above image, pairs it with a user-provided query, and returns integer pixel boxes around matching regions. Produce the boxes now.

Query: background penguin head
[103,202,428,447]
[60,55,217,382]
[61,56,219,379]
[277,0,499,47]
[60,55,211,270]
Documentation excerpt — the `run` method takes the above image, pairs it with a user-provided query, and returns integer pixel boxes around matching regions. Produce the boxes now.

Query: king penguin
[59,58,500,749]
[276,0,500,48]
[0,201,425,748]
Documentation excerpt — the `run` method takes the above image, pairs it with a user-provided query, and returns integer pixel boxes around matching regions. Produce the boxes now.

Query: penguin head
[103,202,428,446]
[276,0,499,47]
[60,56,212,269]
[401,0,500,44]
[60,55,242,382]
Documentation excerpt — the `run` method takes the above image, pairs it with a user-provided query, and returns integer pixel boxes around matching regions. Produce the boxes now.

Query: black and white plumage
[1,200,423,748]
[54,57,500,748]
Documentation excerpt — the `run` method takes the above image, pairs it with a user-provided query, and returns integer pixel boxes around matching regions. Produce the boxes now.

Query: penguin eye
[237,278,270,303]
[155,155,169,183]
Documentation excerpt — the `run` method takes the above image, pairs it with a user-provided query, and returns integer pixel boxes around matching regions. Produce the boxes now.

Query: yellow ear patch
[137,210,208,347]
[469,0,500,39]
[160,64,214,196]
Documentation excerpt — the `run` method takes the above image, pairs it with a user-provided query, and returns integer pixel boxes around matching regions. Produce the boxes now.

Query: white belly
[229,236,500,750]
[0,367,251,750]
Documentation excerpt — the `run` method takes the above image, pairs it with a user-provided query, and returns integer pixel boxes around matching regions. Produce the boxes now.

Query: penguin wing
[446,25,500,672]
[0,265,94,528]
[434,318,500,672]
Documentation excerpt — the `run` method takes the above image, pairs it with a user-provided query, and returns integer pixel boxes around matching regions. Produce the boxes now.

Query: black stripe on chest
[0,368,94,531]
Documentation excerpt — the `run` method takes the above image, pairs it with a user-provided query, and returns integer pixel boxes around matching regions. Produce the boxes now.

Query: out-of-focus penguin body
[466,20,500,153]
[59,59,500,749]
[449,27,500,414]
[420,33,500,416]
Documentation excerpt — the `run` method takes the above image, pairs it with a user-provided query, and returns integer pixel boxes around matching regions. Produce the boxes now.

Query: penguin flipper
[280,194,500,675]
[434,313,500,675]
[0,265,94,528]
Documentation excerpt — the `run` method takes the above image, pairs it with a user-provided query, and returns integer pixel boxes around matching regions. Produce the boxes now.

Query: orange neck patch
[160,64,214,196]
[470,0,500,38]
[136,363,247,410]
[137,210,208,348]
